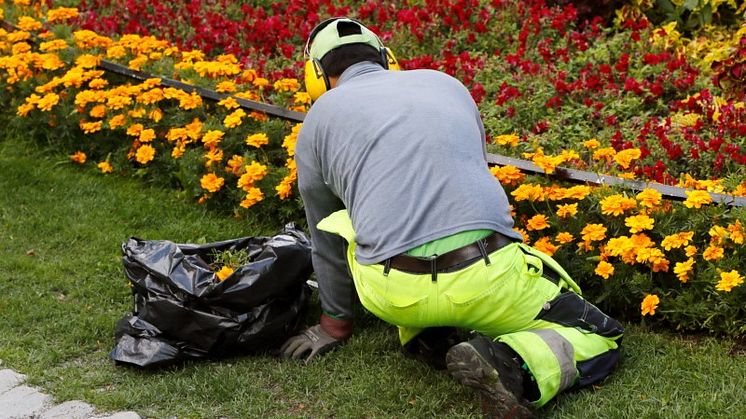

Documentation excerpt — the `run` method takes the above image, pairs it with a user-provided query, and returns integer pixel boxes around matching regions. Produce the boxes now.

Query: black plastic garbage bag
[109,225,313,368]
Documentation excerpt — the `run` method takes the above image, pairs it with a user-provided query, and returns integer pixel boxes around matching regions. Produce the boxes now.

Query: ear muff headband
[304,17,400,101]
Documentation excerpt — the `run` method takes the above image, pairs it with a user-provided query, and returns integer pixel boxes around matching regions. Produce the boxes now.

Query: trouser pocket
[535,292,624,338]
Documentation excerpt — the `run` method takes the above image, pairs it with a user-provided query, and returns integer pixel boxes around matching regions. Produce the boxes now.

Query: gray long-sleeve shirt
[296,62,521,319]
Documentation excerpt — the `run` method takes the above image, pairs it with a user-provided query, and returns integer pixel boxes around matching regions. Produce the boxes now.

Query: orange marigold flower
[526,214,550,231]
[613,148,641,170]
[702,245,724,261]
[594,261,614,279]
[135,144,155,164]
[109,114,126,129]
[273,78,301,92]
[126,123,144,137]
[204,148,223,167]
[252,77,270,89]
[583,138,600,149]
[47,7,79,22]
[581,224,607,243]
[493,134,520,146]
[641,294,659,316]
[201,130,224,148]
[69,151,86,164]
[218,97,240,109]
[215,266,234,282]
[216,81,237,93]
[240,187,264,208]
[37,93,60,112]
[226,155,245,176]
[716,270,744,292]
[556,232,574,244]
[511,184,544,202]
[200,173,224,193]
[80,120,103,134]
[683,190,712,209]
[625,214,654,234]
[139,128,156,142]
[490,165,525,186]
[562,185,592,200]
[674,258,694,283]
[276,179,294,199]
[727,220,744,245]
[97,161,113,173]
[600,194,637,216]
[556,203,578,218]
[532,237,558,256]
[661,231,694,251]
[636,188,662,209]
[513,227,529,243]
[179,93,202,110]
[223,109,246,128]
[685,245,698,258]
[592,147,616,162]
[246,133,269,148]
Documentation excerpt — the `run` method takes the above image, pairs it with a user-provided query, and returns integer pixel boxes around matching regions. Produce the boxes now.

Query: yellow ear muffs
[304,58,330,102]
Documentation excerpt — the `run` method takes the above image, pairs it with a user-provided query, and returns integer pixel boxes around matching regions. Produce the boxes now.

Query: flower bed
[1,0,745,336]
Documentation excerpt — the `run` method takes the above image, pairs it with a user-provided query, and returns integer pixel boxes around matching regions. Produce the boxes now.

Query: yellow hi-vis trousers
[318,210,623,407]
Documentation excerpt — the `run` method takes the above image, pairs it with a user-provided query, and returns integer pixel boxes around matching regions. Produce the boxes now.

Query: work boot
[446,336,535,418]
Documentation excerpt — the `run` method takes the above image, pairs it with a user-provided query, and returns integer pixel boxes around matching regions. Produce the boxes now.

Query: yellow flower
[273,78,301,92]
[225,155,245,176]
[252,77,270,88]
[69,151,86,164]
[139,128,156,143]
[47,7,79,22]
[39,39,69,52]
[490,165,524,186]
[16,103,34,117]
[511,184,544,202]
[218,97,240,109]
[76,54,101,68]
[109,114,126,129]
[583,138,600,149]
[727,220,744,245]
[594,261,614,279]
[493,134,520,147]
[635,247,665,265]
[685,245,697,258]
[216,81,237,93]
[708,225,728,246]
[592,147,616,162]
[661,231,694,251]
[17,16,42,32]
[641,294,659,316]
[702,245,724,261]
[149,108,163,123]
[562,185,592,200]
[97,161,113,173]
[237,161,268,191]
[240,187,264,208]
[526,214,550,231]
[215,266,234,282]
[625,214,654,234]
[204,148,223,167]
[683,190,712,209]
[89,104,106,118]
[636,188,662,209]
[674,258,694,283]
[276,179,294,199]
[581,224,607,243]
[36,93,60,112]
[600,194,637,216]
[556,203,578,218]
[179,93,202,110]
[80,120,103,134]
[716,270,744,292]
[200,173,224,193]
[532,237,558,256]
[223,109,246,128]
[613,148,641,169]
[126,123,144,137]
[135,144,156,164]
[201,130,224,148]
[556,232,574,244]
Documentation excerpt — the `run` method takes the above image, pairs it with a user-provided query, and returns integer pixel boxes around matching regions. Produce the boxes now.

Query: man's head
[303,17,399,101]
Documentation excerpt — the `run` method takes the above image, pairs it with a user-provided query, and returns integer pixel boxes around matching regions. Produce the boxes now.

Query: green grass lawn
[1,137,745,418]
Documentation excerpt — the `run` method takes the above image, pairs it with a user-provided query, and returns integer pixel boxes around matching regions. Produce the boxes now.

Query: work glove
[280,314,353,364]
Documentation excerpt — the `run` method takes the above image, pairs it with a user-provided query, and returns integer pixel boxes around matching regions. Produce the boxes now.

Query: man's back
[297,62,520,264]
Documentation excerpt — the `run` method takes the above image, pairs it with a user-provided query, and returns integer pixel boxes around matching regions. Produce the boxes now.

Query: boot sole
[446,343,535,419]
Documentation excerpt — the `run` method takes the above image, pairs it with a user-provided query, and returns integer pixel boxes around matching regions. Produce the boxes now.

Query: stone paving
[0,369,140,419]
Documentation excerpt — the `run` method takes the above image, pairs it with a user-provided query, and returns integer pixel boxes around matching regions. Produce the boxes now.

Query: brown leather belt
[383,231,516,277]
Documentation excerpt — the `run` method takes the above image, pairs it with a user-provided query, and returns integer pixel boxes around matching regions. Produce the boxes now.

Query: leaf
[682,0,699,11]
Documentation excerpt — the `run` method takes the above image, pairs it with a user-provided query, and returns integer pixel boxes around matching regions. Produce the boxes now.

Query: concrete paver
[0,368,141,419]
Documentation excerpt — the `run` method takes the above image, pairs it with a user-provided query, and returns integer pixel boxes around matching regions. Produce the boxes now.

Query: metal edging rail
[3,19,745,207]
